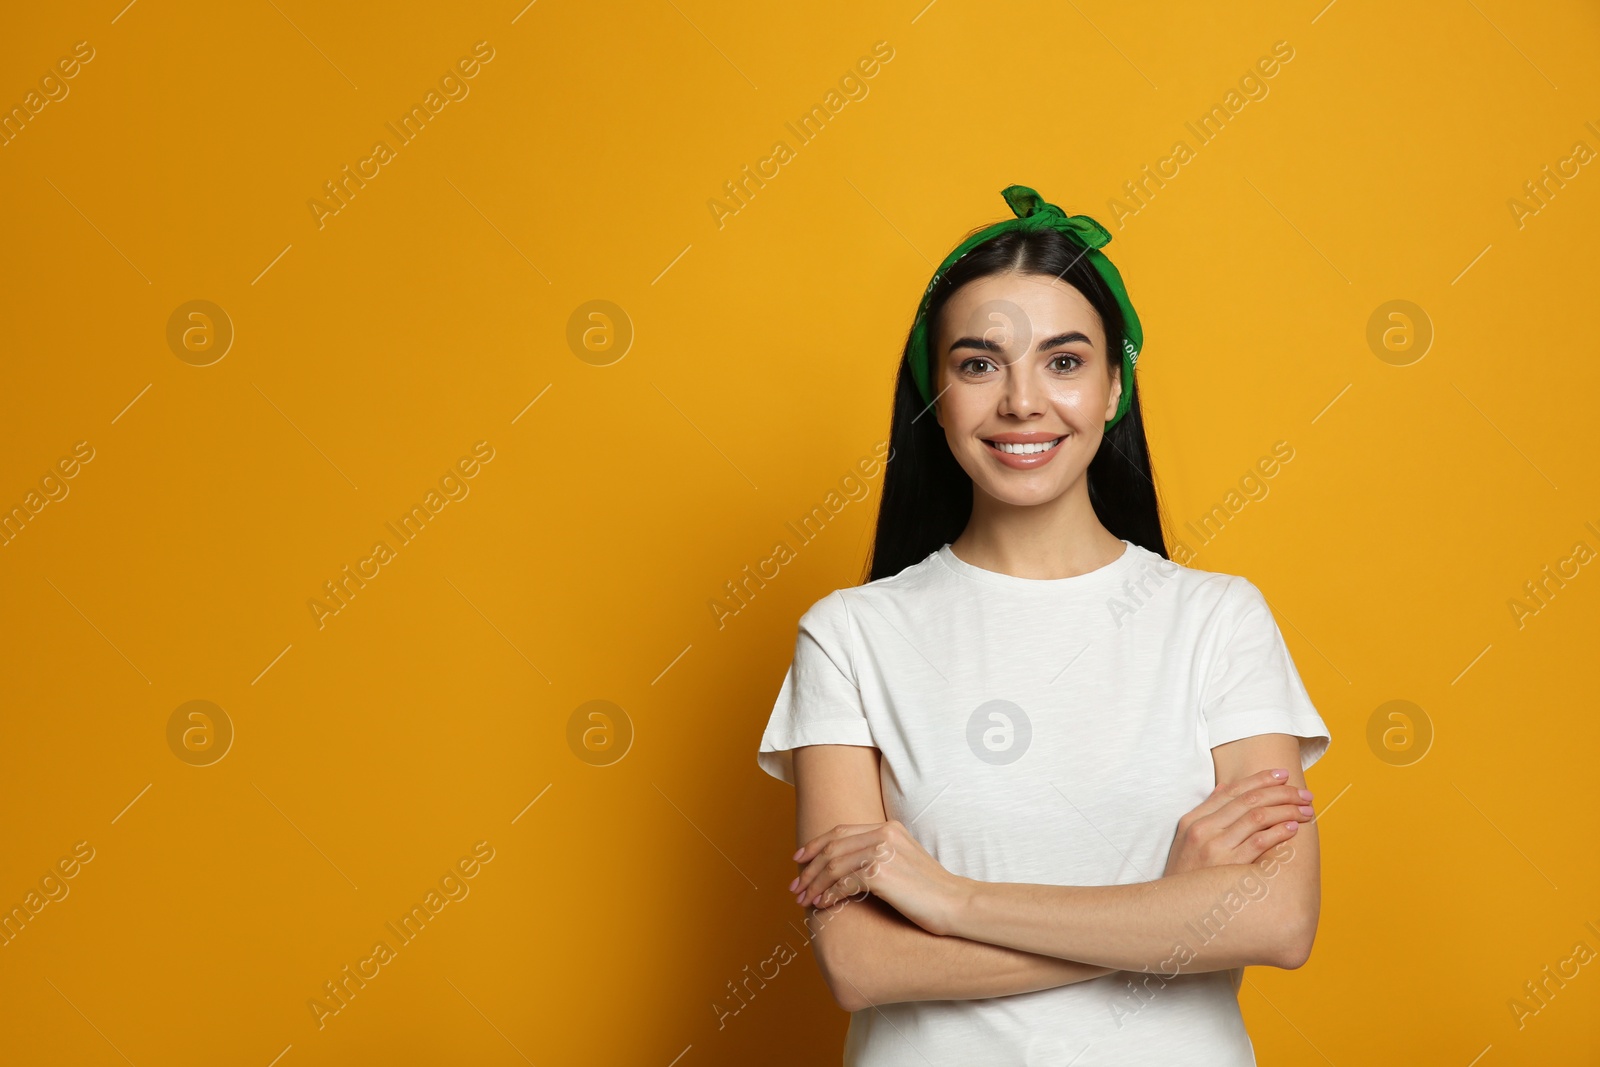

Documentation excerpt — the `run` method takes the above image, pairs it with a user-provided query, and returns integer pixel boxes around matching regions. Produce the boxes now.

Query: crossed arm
[791,735,1320,1013]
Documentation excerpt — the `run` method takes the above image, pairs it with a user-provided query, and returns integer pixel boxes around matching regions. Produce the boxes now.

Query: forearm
[947,861,1307,973]
[810,892,1114,1010]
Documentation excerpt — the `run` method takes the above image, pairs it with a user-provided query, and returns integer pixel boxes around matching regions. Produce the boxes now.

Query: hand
[788,820,967,936]
[1163,768,1315,878]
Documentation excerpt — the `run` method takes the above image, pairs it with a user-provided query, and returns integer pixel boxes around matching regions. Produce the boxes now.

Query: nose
[998,356,1048,418]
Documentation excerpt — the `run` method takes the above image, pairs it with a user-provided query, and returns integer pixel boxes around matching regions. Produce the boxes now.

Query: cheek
[1047,382,1098,417]
[937,390,986,433]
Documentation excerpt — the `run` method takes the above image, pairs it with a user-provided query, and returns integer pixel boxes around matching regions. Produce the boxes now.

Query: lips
[986,437,1064,455]
[980,433,1069,469]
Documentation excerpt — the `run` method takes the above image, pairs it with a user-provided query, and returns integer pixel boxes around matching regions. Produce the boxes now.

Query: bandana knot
[1001,186,1111,250]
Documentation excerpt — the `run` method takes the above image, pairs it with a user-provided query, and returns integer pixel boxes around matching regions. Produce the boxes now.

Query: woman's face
[933,271,1122,507]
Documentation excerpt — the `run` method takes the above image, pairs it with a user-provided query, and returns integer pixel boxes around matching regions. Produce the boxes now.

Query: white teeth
[990,437,1063,454]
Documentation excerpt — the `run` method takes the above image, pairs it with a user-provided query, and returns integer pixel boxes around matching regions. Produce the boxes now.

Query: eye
[1050,354,1084,372]
[958,356,996,376]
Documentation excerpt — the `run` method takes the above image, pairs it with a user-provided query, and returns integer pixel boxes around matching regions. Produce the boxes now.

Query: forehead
[937,272,1103,346]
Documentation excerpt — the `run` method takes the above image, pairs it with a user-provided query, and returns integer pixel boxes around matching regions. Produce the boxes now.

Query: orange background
[2,1,1597,1064]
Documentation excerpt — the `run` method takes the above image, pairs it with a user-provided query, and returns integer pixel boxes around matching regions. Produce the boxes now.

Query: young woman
[756,186,1332,1066]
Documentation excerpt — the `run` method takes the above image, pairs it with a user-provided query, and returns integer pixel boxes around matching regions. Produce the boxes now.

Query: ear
[1103,357,1123,422]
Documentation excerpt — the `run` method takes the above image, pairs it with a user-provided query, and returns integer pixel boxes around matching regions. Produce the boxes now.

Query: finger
[1187,769,1297,823]
[795,830,890,902]
[1214,769,1301,807]
[796,838,896,908]
[815,864,873,909]
[794,823,887,863]
[1202,818,1304,867]
[1184,784,1312,860]
[806,844,883,908]
[1231,816,1302,863]
[793,825,896,895]
[798,839,887,907]
[817,840,900,908]
[796,825,896,895]
[1211,801,1315,853]
[1210,784,1313,835]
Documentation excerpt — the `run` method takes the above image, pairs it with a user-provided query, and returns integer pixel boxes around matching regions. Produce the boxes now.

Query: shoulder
[795,586,852,638]
[1184,559,1276,619]
[793,550,944,639]
[1128,544,1250,604]
[1161,556,1296,649]
[1117,548,1284,643]
[802,549,944,618]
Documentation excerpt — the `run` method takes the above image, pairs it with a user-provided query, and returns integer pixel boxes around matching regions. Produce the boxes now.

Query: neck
[949,480,1123,580]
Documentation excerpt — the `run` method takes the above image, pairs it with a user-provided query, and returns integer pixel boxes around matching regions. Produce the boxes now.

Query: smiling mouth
[985,436,1066,455]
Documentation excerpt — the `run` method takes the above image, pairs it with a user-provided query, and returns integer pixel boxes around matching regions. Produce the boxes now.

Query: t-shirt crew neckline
[934,538,1140,592]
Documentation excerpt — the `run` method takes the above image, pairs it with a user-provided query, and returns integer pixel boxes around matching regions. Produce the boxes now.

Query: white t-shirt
[757,538,1331,1067]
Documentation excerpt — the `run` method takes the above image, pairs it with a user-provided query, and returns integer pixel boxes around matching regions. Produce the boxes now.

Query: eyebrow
[948,330,1095,354]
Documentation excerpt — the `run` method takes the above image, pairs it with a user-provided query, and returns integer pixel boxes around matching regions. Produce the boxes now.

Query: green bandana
[907,185,1143,431]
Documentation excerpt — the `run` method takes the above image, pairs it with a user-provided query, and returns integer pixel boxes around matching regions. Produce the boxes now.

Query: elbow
[1271,909,1319,970]
[1276,939,1312,971]
[814,919,872,1012]
[833,982,869,1014]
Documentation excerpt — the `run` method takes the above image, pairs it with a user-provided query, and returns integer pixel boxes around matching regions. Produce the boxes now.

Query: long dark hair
[863,225,1169,584]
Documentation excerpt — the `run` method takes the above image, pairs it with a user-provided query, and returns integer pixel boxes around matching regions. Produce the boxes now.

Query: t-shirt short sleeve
[1200,577,1331,772]
[757,589,876,786]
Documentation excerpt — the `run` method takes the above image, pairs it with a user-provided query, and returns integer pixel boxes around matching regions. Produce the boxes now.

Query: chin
[964,465,1074,504]
[959,442,1085,505]
[983,481,1072,507]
